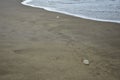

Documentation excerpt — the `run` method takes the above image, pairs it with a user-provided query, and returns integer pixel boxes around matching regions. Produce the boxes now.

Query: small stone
[56,16,59,18]
[83,59,89,65]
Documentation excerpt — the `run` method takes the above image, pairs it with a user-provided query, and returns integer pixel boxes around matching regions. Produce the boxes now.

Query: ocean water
[22,0,120,23]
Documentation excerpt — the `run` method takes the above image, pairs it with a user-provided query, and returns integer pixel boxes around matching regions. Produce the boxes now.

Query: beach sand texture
[0,0,120,80]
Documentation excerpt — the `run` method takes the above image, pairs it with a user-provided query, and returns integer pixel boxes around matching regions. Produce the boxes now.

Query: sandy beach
[0,0,120,80]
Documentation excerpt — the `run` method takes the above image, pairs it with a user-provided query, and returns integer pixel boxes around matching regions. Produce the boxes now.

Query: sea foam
[22,0,120,23]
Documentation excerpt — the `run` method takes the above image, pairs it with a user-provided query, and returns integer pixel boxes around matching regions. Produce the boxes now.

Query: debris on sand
[83,59,89,65]
[56,16,59,18]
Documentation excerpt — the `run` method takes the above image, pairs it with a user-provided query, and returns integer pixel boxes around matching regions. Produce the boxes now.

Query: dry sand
[0,0,120,80]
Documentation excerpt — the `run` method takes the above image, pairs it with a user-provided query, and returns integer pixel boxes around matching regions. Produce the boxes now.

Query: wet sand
[0,0,120,80]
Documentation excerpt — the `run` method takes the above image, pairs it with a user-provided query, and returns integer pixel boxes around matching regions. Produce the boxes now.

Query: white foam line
[21,0,120,24]
[22,0,33,3]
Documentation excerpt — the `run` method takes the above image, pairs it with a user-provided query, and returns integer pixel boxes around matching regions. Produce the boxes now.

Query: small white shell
[83,59,89,65]
[56,16,59,18]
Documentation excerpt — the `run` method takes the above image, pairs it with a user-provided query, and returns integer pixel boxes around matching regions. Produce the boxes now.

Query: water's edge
[21,0,120,24]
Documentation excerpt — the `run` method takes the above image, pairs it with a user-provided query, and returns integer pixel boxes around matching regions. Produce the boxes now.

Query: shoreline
[22,0,120,24]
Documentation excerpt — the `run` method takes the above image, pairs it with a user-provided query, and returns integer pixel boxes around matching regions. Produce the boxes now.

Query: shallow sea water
[22,0,120,23]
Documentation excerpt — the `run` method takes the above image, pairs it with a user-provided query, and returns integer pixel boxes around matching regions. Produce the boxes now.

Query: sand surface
[0,0,120,80]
